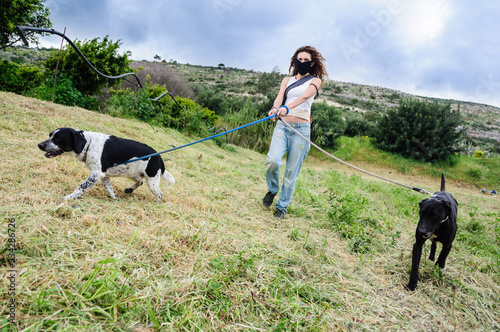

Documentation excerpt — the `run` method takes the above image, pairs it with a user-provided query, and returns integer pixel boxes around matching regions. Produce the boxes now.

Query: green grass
[324,136,500,189]
[0,91,499,331]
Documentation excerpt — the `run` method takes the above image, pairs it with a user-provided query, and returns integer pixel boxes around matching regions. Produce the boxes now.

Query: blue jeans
[265,121,311,212]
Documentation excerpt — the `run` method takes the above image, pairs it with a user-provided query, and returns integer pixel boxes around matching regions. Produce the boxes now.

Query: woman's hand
[268,106,279,121]
[268,106,278,117]
[276,105,289,117]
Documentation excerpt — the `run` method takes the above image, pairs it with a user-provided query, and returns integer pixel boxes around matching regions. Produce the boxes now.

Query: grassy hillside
[2,46,499,144]
[0,91,499,331]
[167,62,500,143]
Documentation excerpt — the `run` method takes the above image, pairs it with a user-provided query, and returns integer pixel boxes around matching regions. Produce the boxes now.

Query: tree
[0,0,52,47]
[43,36,132,95]
[374,98,463,162]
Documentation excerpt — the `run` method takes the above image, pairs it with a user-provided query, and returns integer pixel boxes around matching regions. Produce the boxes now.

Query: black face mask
[295,59,312,75]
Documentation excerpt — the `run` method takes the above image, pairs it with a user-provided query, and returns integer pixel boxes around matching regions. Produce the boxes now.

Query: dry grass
[0,91,498,331]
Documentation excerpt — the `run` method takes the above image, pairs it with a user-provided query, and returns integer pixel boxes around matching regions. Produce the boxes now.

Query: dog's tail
[440,173,445,191]
[162,170,175,186]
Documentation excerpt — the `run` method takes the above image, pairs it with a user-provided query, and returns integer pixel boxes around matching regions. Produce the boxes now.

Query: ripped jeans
[265,121,311,213]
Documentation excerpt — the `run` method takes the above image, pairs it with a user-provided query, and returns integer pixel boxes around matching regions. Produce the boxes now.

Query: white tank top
[285,76,316,112]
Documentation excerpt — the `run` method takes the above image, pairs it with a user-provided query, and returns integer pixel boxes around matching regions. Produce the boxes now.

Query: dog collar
[77,140,91,163]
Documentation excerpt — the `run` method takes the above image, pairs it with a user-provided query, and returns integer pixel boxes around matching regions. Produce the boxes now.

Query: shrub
[311,101,346,148]
[472,150,485,158]
[363,110,381,123]
[0,60,42,94]
[159,96,217,135]
[255,71,282,95]
[344,115,376,137]
[374,98,463,162]
[106,88,137,117]
[107,85,218,137]
[43,36,132,96]
[195,86,230,115]
[27,72,97,109]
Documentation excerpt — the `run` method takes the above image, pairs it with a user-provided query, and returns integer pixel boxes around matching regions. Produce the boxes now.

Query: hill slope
[0,92,498,331]
[166,61,500,142]
[1,45,499,142]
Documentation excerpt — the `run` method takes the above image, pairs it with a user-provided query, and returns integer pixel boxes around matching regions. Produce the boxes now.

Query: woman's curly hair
[288,46,328,83]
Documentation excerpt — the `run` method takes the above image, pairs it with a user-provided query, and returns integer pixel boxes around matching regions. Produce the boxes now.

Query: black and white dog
[38,128,175,203]
[406,173,458,291]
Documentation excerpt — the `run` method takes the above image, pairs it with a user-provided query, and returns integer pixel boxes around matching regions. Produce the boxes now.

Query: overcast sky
[35,0,500,108]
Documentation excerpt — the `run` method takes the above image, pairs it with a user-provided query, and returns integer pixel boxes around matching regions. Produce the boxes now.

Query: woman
[263,46,328,219]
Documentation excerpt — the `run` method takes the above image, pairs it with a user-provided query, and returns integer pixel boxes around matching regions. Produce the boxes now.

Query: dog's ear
[419,199,429,207]
[73,130,86,154]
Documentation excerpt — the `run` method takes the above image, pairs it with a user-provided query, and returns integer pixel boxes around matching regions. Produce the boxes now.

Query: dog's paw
[63,193,81,200]
[405,283,416,291]
[124,188,134,194]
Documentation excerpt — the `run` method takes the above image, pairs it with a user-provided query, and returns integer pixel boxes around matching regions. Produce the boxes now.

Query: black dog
[406,173,458,291]
[38,128,175,203]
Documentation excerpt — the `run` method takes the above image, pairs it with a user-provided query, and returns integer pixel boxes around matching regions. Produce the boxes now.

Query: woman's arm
[268,77,291,117]
[280,77,322,113]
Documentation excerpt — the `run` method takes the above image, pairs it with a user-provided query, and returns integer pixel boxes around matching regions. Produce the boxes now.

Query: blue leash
[115,111,432,196]
[115,114,277,166]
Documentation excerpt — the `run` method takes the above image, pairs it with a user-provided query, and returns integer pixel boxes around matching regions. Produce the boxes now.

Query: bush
[107,85,218,137]
[255,72,282,95]
[27,72,98,109]
[344,115,376,137]
[195,86,231,115]
[159,97,217,135]
[0,60,42,94]
[43,36,132,96]
[472,150,485,158]
[374,98,463,162]
[311,101,346,148]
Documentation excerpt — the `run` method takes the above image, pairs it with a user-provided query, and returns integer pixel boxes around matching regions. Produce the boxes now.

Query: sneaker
[274,209,286,220]
[263,191,276,207]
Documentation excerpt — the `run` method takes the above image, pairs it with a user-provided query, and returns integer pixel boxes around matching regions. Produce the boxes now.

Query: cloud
[34,0,500,107]
[393,0,453,49]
